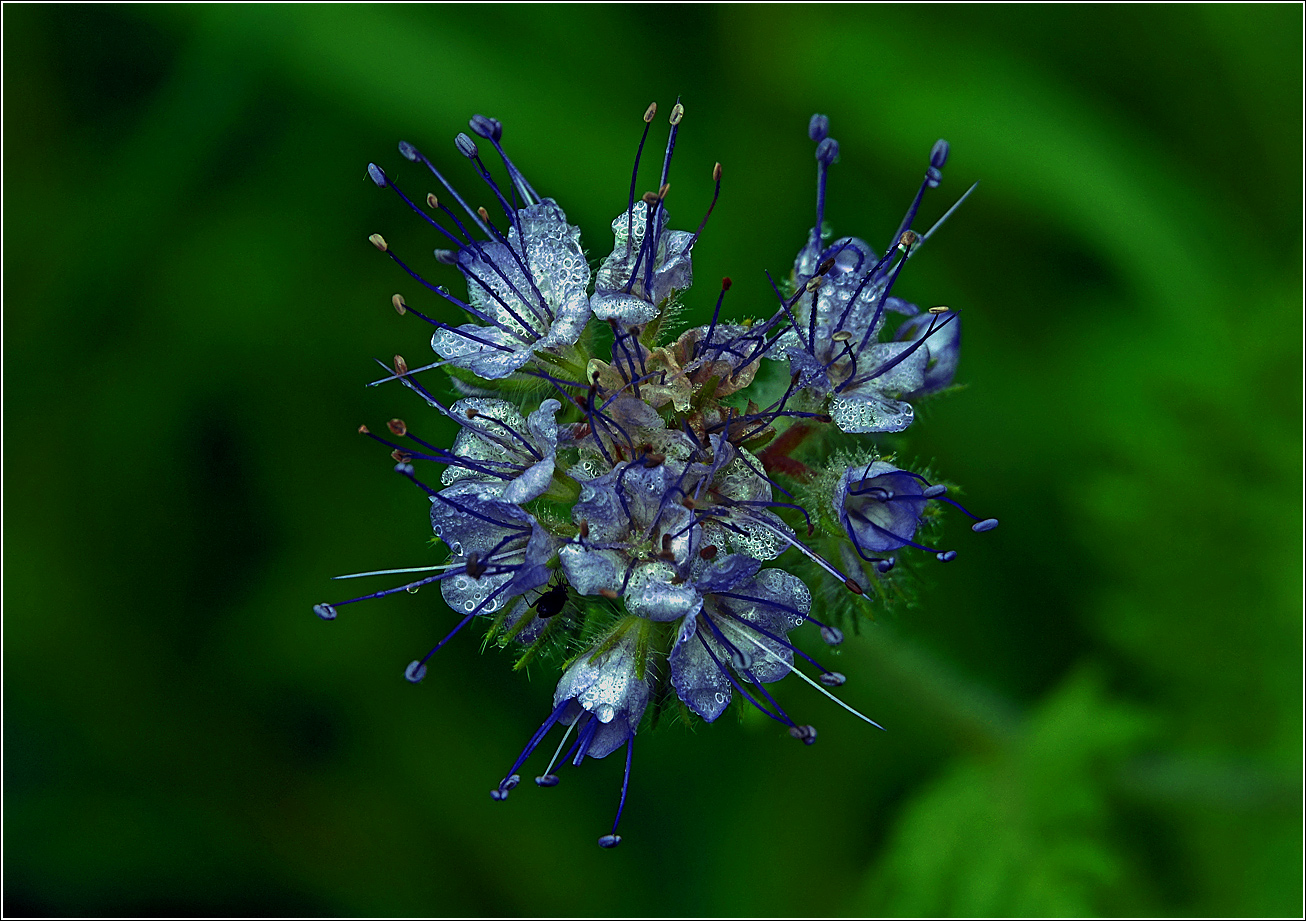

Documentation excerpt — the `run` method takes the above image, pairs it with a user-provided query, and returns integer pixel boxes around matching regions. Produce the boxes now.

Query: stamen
[597,735,635,849]
[735,628,885,731]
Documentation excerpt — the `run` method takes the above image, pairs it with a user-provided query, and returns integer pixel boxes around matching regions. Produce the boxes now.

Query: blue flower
[834,460,999,565]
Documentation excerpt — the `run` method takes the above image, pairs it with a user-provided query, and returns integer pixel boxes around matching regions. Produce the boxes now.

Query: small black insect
[531,573,569,619]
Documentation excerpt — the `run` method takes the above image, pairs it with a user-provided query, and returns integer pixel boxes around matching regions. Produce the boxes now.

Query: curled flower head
[325,103,995,848]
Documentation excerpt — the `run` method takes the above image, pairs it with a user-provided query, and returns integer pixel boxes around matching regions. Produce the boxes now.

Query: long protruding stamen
[736,628,885,730]
[813,133,839,247]
[887,139,949,255]
[688,162,722,247]
[491,700,571,800]
[535,719,576,787]
[597,736,634,849]
[398,140,491,236]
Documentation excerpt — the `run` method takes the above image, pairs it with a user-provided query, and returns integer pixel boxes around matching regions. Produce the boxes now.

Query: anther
[466,408,480,419]
[699,545,718,560]
[390,449,412,464]
[831,330,852,342]
[877,558,896,574]
[598,834,622,849]
[643,102,657,123]
[392,293,407,315]
[789,724,818,745]
[535,774,559,787]
[578,520,590,539]
[819,672,846,688]
[816,137,840,166]
[928,305,950,314]
[936,550,958,562]
[398,140,420,161]
[820,625,844,646]
[455,133,478,158]
[426,192,439,209]
[313,603,337,621]
[405,661,427,683]
[721,276,732,291]
[972,518,1000,532]
[817,257,836,276]
[387,418,407,436]
[805,276,823,293]
[930,139,950,171]
[394,462,415,476]
[434,249,457,265]
[808,113,830,142]
[393,355,408,376]
[713,162,722,183]
[844,577,864,595]
[641,191,659,204]
[923,484,948,498]
[469,114,502,141]
[898,230,919,250]
[477,206,491,223]
[599,588,620,600]
[669,102,684,126]
[658,182,670,200]
[490,773,520,801]
[366,163,387,187]
[369,233,388,252]
[357,424,370,435]
[644,452,665,467]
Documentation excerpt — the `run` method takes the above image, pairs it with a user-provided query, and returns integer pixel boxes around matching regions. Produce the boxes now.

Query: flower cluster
[318,104,997,848]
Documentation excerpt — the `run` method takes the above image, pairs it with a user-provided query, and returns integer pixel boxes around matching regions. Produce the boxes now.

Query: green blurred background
[4,4,1301,916]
